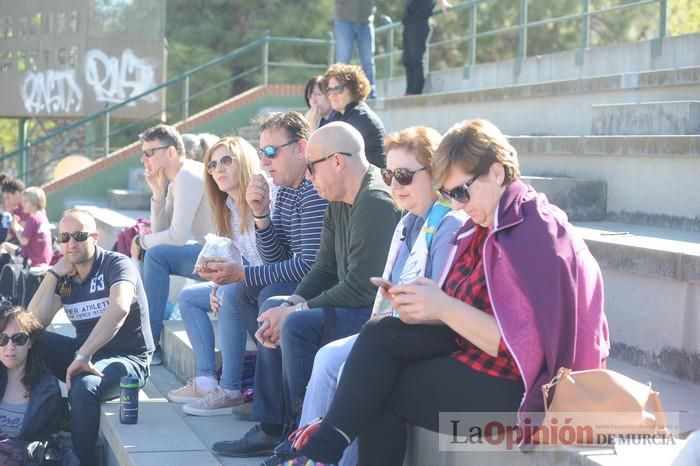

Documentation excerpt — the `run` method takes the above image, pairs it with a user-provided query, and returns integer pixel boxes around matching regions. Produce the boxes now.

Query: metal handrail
[3,34,333,172]
[374,0,666,77]
[5,0,667,182]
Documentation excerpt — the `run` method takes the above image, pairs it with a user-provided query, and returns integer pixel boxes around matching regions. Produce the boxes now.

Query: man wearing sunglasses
[213,121,400,459]
[28,208,154,466]
[133,124,215,365]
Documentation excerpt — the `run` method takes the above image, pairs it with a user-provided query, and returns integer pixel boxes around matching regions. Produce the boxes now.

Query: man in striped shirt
[184,112,328,415]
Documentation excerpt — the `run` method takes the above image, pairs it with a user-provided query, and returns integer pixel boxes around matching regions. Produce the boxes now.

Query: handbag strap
[649,391,669,434]
[541,367,569,412]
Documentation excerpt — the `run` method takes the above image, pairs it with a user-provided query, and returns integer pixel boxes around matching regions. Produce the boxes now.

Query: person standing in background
[402,0,451,95]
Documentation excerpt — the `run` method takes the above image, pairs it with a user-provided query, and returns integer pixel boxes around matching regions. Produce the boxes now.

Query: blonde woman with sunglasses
[167,137,277,416]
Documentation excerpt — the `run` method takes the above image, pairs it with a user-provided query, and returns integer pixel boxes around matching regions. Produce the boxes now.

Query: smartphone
[370,277,395,290]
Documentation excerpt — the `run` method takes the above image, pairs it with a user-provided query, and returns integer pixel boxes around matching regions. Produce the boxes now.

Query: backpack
[114,219,151,257]
[0,263,46,307]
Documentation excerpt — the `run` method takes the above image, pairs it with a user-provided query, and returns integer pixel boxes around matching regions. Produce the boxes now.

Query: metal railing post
[262,30,270,85]
[469,4,477,66]
[183,76,190,120]
[328,30,336,65]
[18,118,27,183]
[104,111,110,157]
[518,0,528,61]
[582,0,590,49]
[387,28,394,80]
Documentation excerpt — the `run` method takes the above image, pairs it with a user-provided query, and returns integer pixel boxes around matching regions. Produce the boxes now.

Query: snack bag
[193,234,241,274]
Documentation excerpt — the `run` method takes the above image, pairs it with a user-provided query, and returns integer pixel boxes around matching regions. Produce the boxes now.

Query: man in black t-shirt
[28,208,154,466]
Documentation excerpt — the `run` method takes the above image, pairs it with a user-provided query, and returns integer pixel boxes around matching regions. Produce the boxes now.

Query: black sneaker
[151,346,162,366]
[212,424,283,457]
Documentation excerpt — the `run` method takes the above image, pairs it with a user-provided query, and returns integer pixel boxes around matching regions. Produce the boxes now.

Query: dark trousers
[324,317,525,466]
[250,297,371,429]
[43,331,149,466]
[403,20,431,94]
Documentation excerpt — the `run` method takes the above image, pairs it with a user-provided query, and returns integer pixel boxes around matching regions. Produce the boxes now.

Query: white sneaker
[182,386,244,416]
[167,379,214,403]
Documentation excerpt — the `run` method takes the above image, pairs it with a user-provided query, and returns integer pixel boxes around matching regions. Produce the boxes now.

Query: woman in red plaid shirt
[275,119,609,466]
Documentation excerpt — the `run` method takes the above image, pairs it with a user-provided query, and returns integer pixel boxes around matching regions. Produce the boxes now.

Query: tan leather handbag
[536,367,669,444]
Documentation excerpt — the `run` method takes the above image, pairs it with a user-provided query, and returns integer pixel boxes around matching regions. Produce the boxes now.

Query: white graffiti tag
[20,69,83,114]
[84,49,157,105]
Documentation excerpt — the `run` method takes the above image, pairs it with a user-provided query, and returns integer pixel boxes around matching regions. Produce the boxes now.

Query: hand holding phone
[370,277,395,290]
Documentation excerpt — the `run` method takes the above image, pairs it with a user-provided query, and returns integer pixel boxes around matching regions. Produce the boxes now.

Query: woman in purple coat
[275,119,610,466]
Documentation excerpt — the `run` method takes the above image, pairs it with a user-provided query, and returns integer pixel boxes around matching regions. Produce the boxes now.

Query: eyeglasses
[142,145,171,158]
[206,155,234,174]
[306,152,352,175]
[258,140,298,159]
[0,332,29,347]
[57,231,95,243]
[324,84,346,96]
[381,167,427,186]
[439,173,482,203]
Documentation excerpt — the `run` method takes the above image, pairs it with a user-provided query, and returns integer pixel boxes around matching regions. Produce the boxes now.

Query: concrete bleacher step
[77,205,149,251]
[591,101,700,136]
[107,189,151,210]
[573,221,700,383]
[158,316,699,466]
[513,135,700,231]
[162,319,256,385]
[522,175,606,221]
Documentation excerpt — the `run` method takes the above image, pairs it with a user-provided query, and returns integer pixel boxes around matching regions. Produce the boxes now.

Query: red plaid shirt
[443,226,521,381]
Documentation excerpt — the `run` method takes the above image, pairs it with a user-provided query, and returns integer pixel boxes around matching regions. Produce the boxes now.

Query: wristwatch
[74,351,91,363]
[294,303,305,312]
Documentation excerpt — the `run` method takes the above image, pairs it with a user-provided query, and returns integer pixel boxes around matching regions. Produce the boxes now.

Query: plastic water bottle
[119,375,139,424]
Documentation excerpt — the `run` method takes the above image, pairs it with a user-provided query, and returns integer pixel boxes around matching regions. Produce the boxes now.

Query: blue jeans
[43,331,149,466]
[253,301,371,427]
[300,333,359,466]
[179,281,254,390]
[143,243,202,343]
[334,19,377,98]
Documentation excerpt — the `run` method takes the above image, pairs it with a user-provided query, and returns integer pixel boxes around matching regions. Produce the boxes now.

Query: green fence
[3,0,667,186]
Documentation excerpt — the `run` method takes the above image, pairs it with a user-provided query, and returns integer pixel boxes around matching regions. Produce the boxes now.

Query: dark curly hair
[322,63,371,103]
[0,306,47,397]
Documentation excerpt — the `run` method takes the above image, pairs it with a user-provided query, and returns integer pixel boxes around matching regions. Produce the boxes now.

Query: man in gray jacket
[132,124,215,365]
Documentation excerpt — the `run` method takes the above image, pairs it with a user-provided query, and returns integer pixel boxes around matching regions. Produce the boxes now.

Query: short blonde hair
[203,137,260,237]
[23,186,46,210]
[432,119,520,188]
[384,126,442,171]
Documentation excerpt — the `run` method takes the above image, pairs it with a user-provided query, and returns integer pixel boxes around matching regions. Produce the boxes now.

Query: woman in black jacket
[0,306,64,443]
[322,63,386,168]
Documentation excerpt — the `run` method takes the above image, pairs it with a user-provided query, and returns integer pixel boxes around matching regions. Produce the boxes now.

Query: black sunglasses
[381,167,427,186]
[207,155,234,174]
[57,231,95,244]
[0,332,29,347]
[324,84,346,95]
[306,152,352,175]
[142,145,171,158]
[439,173,482,203]
[258,140,298,159]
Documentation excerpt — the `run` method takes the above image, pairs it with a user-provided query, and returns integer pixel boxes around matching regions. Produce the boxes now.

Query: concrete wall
[515,136,700,226]
[377,33,700,98]
[373,69,700,136]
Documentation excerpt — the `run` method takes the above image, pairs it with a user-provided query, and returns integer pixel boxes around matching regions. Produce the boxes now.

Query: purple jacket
[456,180,610,429]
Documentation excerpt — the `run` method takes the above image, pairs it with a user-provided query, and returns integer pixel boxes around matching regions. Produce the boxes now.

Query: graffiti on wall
[84,49,157,105]
[20,69,83,114]
[19,48,157,114]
